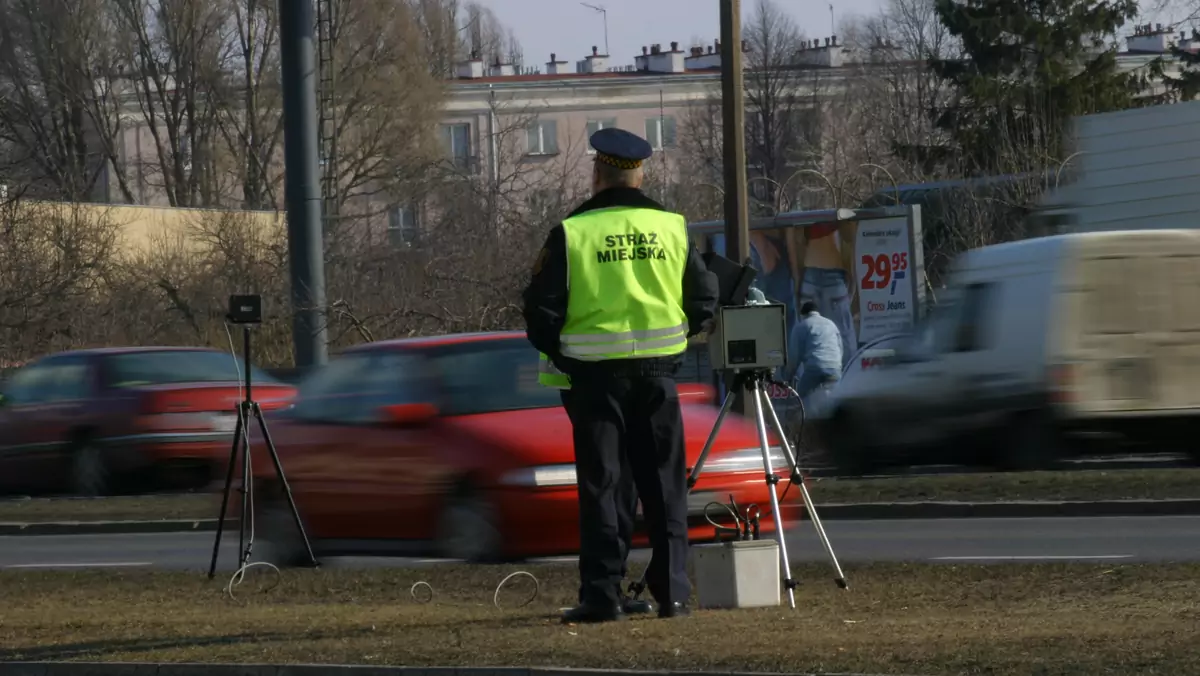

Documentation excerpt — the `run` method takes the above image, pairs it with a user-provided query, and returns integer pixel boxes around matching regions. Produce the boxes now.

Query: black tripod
[206,324,319,579]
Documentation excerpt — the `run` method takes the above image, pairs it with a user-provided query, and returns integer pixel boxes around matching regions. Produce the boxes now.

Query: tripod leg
[629,383,736,601]
[207,407,245,579]
[750,380,796,609]
[763,394,848,590]
[762,393,801,481]
[687,386,737,489]
[252,403,319,567]
[238,403,251,566]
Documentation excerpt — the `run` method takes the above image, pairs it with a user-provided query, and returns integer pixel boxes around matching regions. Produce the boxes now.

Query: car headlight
[702,446,790,473]
[499,464,577,487]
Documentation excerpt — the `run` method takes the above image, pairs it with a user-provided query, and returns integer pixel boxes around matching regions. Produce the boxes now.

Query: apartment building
[52,29,1182,247]
[406,37,875,242]
[439,38,886,176]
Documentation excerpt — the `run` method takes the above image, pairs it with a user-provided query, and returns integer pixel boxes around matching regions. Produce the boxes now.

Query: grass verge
[0,493,221,523]
[2,561,1199,675]
[806,467,1200,504]
[3,468,1200,525]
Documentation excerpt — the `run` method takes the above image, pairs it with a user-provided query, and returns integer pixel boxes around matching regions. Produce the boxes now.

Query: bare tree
[675,0,825,219]
[212,0,284,210]
[0,0,136,202]
[0,196,121,360]
[462,2,523,69]
[109,0,229,207]
[321,0,446,239]
[743,0,822,204]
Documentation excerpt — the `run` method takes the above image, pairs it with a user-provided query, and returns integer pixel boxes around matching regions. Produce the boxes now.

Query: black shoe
[561,602,625,624]
[622,597,654,615]
[658,601,691,618]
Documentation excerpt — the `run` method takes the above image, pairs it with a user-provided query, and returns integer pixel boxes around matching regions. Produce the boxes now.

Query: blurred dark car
[0,347,295,496]
[248,331,799,564]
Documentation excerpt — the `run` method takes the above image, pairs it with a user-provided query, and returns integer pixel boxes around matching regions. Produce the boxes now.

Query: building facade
[59,31,1184,246]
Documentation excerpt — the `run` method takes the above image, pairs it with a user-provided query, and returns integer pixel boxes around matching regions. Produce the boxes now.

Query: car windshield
[105,350,281,387]
[425,338,561,416]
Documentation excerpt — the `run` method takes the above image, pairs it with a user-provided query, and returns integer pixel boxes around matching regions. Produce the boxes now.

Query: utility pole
[719,0,751,414]
[279,0,329,369]
[719,0,749,266]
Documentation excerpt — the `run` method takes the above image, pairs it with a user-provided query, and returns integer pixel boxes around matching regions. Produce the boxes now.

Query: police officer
[538,354,652,616]
[523,127,718,623]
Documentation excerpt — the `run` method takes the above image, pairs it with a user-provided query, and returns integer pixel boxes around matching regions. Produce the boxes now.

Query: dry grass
[2,562,1200,675]
[2,468,1199,525]
[0,493,221,523]
[806,468,1200,504]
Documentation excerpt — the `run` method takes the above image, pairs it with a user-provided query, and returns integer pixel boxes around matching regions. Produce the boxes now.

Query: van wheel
[826,408,877,476]
[434,483,503,562]
[995,411,1061,472]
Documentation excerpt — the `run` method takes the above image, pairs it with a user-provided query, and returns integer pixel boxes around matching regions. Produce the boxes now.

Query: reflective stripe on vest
[537,352,570,389]
[560,206,689,361]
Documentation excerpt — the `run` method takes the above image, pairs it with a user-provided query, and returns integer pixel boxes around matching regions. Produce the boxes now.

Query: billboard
[689,208,924,402]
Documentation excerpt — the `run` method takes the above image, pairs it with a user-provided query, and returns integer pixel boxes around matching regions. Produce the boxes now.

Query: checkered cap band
[596,153,642,169]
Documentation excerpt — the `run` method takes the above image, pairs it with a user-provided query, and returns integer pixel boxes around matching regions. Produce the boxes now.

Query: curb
[5,498,1200,536]
[0,663,917,676]
[0,519,232,536]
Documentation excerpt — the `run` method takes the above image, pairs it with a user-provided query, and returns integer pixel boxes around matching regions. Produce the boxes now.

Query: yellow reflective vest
[558,206,689,361]
[537,352,571,389]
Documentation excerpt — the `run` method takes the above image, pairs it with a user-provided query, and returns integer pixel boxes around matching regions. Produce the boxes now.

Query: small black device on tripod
[206,294,319,579]
[625,254,846,610]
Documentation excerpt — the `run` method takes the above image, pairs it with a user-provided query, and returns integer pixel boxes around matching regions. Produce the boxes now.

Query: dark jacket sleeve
[682,244,719,336]
[521,225,569,360]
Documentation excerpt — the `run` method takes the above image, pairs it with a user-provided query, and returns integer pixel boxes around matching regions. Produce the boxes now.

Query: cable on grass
[225,561,281,601]
[493,571,540,609]
[411,581,434,604]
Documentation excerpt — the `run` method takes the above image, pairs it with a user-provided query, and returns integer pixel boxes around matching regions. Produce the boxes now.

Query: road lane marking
[4,562,153,569]
[930,555,1135,561]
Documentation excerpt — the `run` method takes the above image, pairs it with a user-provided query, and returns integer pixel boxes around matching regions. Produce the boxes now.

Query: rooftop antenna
[581,2,609,56]
[829,3,835,37]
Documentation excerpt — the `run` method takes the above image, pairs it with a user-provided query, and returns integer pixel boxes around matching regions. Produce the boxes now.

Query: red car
[0,347,295,496]
[249,331,801,563]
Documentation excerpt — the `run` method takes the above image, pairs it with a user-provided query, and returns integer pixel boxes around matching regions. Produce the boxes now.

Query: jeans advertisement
[695,219,917,422]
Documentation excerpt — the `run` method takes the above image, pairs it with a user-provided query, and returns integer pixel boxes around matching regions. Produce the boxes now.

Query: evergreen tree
[928,0,1141,174]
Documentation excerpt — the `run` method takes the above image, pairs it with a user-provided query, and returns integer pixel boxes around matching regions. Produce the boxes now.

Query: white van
[817,229,1200,474]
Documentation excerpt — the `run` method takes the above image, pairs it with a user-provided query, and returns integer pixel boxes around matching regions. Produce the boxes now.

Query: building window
[388,204,419,247]
[645,116,677,150]
[526,118,559,155]
[439,123,473,171]
[585,118,618,154]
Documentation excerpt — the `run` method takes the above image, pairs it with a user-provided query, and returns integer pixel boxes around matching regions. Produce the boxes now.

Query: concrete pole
[719,0,750,265]
[278,0,329,369]
[720,0,751,414]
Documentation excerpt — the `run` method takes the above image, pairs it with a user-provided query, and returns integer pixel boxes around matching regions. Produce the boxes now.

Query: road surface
[4,516,1200,571]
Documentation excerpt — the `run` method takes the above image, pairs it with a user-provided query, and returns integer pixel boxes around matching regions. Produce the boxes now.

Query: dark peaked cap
[590,127,653,170]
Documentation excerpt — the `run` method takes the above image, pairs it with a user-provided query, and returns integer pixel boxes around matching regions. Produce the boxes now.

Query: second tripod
[206,323,319,579]
[628,368,847,609]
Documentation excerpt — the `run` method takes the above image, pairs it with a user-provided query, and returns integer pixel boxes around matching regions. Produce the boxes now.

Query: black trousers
[564,374,690,608]
[560,389,639,602]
